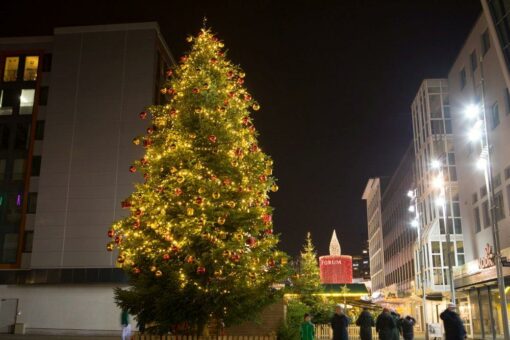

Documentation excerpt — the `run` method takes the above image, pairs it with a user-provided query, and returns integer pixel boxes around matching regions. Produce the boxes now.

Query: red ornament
[169,108,177,117]
[263,199,270,206]
[235,148,243,157]
[197,266,206,274]
[135,209,142,216]
[223,178,231,186]
[143,139,152,148]
[172,245,180,252]
[227,70,234,79]
[259,175,267,182]
[163,253,171,261]
[218,51,225,57]
[208,135,217,143]
[242,116,250,126]
[107,229,115,238]
[268,258,275,267]
[147,127,154,134]
[230,253,241,262]
[192,88,200,94]
[121,200,131,209]
[264,229,273,235]
[143,173,149,180]
[180,55,188,63]
[262,214,272,225]
[210,58,218,64]
[140,158,148,165]
[195,197,203,205]
[129,165,136,173]
[246,237,257,247]
[223,99,229,106]
[237,77,244,85]
[166,69,173,77]
[250,144,259,152]
[244,94,252,101]
[174,188,183,196]
[186,256,194,263]
[133,220,140,229]
[115,235,122,244]
[133,267,141,274]
[139,111,148,120]
[167,88,177,95]
[228,91,235,98]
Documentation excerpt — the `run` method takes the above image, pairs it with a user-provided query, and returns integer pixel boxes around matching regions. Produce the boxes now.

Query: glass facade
[489,0,510,70]
[0,53,46,265]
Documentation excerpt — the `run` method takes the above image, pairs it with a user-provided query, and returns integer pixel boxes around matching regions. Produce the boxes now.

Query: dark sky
[2,0,481,257]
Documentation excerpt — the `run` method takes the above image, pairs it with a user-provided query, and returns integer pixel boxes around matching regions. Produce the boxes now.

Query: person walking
[120,309,132,340]
[400,316,416,340]
[331,304,351,340]
[300,313,315,340]
[356,307,375,340]
[389,310,401,340]
[440,303,467,340]
[376,308,396,340]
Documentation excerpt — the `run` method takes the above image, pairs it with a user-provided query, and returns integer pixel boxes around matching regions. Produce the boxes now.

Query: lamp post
[408,189,428,339]
[465,97,510,340]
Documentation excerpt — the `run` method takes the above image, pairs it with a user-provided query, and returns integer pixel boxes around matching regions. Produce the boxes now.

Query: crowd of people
[300,303,466,340]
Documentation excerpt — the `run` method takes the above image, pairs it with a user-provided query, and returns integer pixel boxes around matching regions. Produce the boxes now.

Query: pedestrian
[440,303,467,340]
[356,307,375,340]
[121,309,132,340]
[400,316,416,340]
[389,310,401,340]
[300,313,315,340]
[376,308,396,340]
[331,304,351,340]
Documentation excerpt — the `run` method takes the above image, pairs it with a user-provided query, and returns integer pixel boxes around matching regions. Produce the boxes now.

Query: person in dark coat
[390,310,401,340]
[440,303,467,340]
[376,308,396,340]
[356,307,375,340]
[400,316,416,340]
[331,304,351,340]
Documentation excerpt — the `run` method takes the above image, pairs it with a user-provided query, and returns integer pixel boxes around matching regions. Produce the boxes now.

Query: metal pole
[441,183,456,303]
[480,57,510,340]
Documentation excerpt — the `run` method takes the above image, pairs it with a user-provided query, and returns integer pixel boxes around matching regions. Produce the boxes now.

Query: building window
[23,231,34,253]
[481,185,488,198]
[19,89,35,115]
[31,156,41,176]
[470,50,478,72]
[482,200,490,228]
[12,159,25,181]
[3,57,19,82]
[35,120,45,140]
[495,191,505,221]
[494,173,502,188]
[14,123,29,150]
[505,166,510,180]
[39,86,49,105]
[491,102,500,129]
[42,54,52,72]
[472,192,478,204]
[482,29,491,56]
[0,89,17,115]
[23,56,39,81]
[474,207,481,233]
[460,68,467,90]
[505,88,510,115]
[27,192,37,214]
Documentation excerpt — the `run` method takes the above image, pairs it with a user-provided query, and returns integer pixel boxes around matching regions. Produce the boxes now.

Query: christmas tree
[108,27,287,334]
[293,232,322,307]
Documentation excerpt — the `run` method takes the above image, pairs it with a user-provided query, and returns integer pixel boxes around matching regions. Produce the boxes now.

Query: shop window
[23,56,38,81]
[12,159,25,181]
[0,89,17,115]
[31,156,41,176]
[3,57,19,82]
[19,89,35,115]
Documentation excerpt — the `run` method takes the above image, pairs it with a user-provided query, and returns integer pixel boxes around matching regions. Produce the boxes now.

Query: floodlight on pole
[431,159,442,169]
[464,103,481,119]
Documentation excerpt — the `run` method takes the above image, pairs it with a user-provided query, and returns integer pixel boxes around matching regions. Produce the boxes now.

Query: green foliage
[278,300,309,340]
[293,233,322,308]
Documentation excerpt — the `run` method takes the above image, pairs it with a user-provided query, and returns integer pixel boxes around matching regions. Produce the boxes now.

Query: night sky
[2,1,482,257]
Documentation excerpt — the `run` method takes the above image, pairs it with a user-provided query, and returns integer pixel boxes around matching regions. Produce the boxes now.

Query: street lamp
[464,99,510,340]
[408,189,428,340]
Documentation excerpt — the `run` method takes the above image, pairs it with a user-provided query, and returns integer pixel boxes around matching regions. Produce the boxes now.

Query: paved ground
[0,336,118,340]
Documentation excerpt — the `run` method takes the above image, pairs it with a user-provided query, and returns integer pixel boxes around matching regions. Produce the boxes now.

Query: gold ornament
[198,187,206,194]
[171,167,178,173]
[177,176,185,183]
[186,36,193,42]
[252,103,260,111]
[271,184,279,192]
[150,266,157,272]
[228,201,236,208]
[265,168,272,175]
[212,192,221,199]
[217,216,226,225]
[155,270,163,277]
[187,207,195,216]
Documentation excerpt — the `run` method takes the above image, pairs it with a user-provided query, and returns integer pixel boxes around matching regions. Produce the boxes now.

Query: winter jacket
[331,313,351,340]
[300,321,315,340]
[356,310,375,340]
[400,317,416,340]
[376,312,396,340]
[440,309,466,340]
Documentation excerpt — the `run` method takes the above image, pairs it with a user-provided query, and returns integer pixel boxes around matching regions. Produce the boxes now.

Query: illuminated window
[19,89,35,115]
[0,89,16,115]
[23,56,39,81]
[3,57,19,82]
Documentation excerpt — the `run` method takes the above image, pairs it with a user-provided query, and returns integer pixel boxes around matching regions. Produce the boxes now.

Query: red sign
[479,243,495,269]
[319,255,353,284]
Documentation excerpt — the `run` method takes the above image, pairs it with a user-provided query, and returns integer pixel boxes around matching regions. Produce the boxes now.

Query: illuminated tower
[319,230,353,284]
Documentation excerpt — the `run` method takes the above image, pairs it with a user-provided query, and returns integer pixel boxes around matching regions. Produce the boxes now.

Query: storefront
[454,246,510,339]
